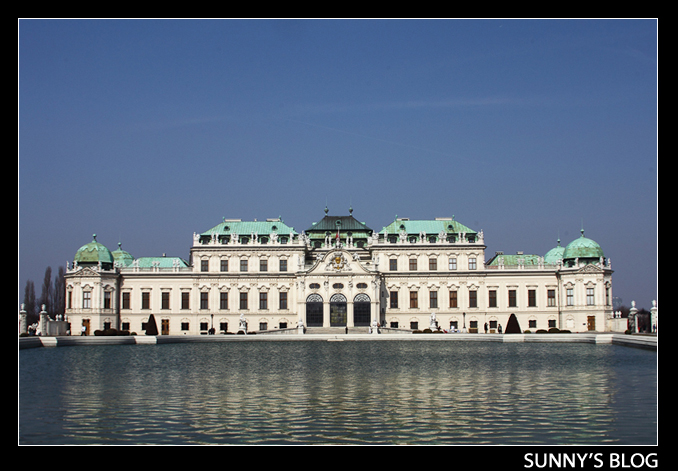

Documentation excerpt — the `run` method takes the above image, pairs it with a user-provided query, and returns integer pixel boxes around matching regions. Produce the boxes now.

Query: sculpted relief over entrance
[325,251,352,272]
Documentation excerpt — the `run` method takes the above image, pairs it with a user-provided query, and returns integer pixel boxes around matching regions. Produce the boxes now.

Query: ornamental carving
[325,252,352,272]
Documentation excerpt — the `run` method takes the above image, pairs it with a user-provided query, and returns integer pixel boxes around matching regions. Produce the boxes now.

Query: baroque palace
[64,208,614,335]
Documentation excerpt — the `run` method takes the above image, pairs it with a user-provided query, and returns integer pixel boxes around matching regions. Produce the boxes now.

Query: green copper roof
[306,214,373,233]
[307,230,372,240]
[487,253,542,266]
[562,230,604,260]
[74,235,114,265]
[201,219,298,237]
[380,218,477,235]
[134,257,189,268]
[112,243,134,267]
[544,239,565,264]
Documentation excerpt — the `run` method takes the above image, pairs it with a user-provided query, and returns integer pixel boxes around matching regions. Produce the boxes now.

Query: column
[323,301,330,327]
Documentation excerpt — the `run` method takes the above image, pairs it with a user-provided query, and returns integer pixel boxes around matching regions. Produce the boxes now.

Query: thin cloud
[284,118,479,162]
[287,96,523,116]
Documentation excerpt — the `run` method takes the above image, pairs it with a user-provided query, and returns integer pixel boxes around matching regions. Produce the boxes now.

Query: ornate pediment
[324,251,352,272]
[577,263,604,274]
[71,266,103,277]
[306,250,371,274]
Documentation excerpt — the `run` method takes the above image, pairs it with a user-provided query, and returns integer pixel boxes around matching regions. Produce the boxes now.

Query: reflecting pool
[19,341,657,445]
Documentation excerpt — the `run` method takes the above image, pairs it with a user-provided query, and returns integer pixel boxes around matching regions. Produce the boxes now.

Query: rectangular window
[489,290,497,308]
[410,321,418,330]
[469,257,477,270]
[410,291,418,308]
[587,287,595,306]
[260,260,268,272]
[142,292,150,310]
[389,291,398,309]
[449,258,457,270]
[240,259,248,272]
[181,292,190,310]
[83,291,91,309]
[280,259,287,272]
[201,260,209,272]
[529,319,537,328]
[181,322,189,331]
[429,258,437,271]
[508,289,517,308]
[259,322,268,331]
[567,288,574,306]
[162,292,170,310]
[200,292,209,310]
[548,289,556,307]
[548,319,556,328]
[240,292,248,310]
[259,292,268,310]
[104,291,111,309]
[449,291,458,308]
[429,291,438,309]
[528,289,536,307]
[279,292,288,310]
[390,259,398,271]
[469,290,477,308]
[220,259,228,272]
[409,258,417,271]
[122,292,130,310]
[220,292,228,310]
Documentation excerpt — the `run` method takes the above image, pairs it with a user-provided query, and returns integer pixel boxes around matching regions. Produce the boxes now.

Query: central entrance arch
[306,293,323,327]
[330,293,347,327]
[353,293,371,326]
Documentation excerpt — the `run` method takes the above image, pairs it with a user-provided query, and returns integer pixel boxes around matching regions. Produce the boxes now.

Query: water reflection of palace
[64,207,614,335]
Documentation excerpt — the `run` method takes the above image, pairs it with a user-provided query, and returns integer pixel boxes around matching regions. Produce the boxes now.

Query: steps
[305,326,370,335]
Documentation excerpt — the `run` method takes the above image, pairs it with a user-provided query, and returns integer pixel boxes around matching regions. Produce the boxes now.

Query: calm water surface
[19,340,657,445]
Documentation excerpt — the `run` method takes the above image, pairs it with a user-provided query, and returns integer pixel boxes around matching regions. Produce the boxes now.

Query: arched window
[306,293,323,327]
[330,293,347,303]
[353,293,371,326]
[330,293,347,327]
[307,293,323,303]
[354,293,370,303]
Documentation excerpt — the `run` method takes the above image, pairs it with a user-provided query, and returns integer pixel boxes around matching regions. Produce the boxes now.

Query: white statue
[429,312,438,330]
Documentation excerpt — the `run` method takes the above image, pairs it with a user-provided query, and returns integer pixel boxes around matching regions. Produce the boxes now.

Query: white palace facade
[64,208,614,336]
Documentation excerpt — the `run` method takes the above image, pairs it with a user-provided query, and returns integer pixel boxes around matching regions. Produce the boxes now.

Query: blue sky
[19,19,657,309]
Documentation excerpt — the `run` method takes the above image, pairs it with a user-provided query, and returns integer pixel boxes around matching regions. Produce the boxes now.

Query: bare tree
[23,280,37,325]
[53,266,66,315]
[39,266,52,314]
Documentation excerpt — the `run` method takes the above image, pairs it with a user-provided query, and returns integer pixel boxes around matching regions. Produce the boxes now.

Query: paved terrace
[19,332,657,350]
